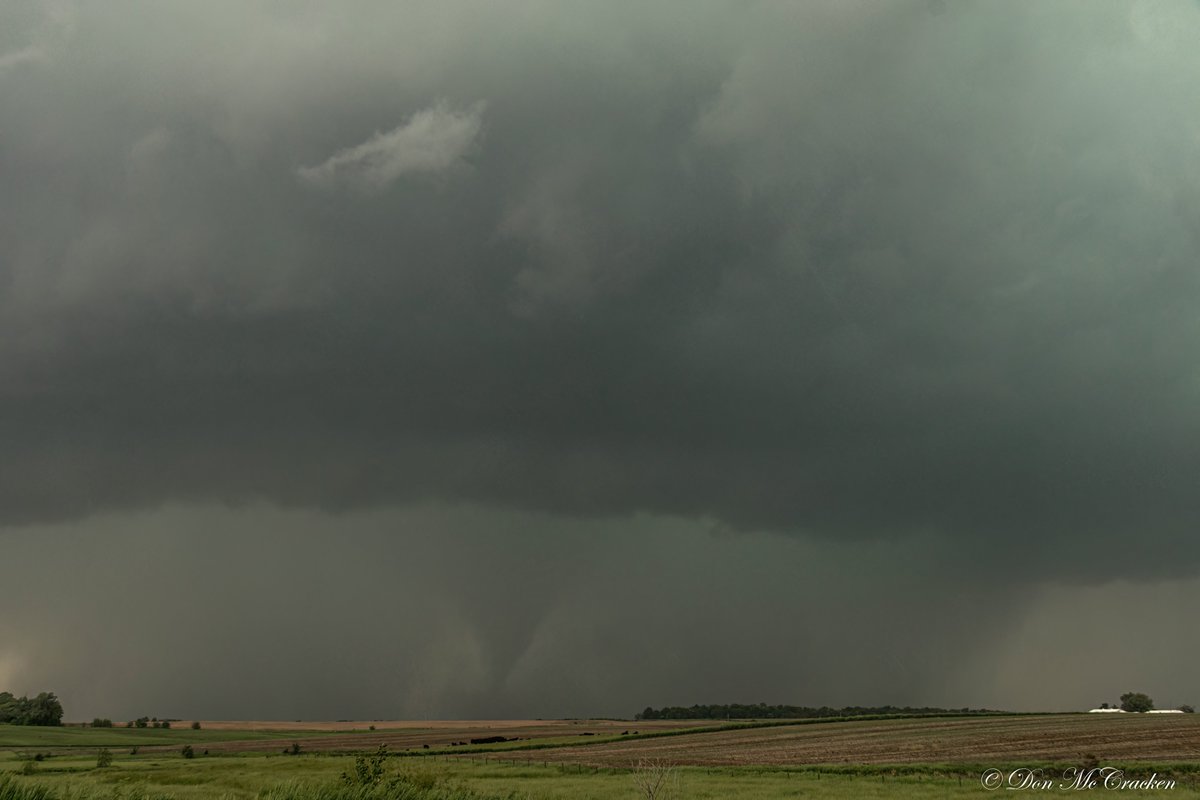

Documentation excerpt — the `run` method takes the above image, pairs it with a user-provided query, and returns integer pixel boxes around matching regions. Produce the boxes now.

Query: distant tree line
[126,717,171,729]
[635,703,1001,720]
[0,692,64,726]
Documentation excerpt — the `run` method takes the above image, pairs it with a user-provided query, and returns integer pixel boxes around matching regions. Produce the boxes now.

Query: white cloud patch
[298,101,484,190]
[128,127,173,167]
[0,45,46,73]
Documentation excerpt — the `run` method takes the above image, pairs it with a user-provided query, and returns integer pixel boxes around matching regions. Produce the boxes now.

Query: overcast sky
[2,0,1199,721]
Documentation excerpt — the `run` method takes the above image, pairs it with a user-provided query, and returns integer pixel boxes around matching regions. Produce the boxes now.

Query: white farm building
[1087,708,1184,714]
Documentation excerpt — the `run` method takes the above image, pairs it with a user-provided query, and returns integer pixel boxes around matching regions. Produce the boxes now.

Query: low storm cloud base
[4,504,1194,721]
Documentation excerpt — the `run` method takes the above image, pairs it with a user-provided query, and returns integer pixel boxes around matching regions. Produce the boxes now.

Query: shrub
[181,744,194,759]
[96,748,114,769]
[631,758,678,800]
[341,745,388,787]
[160,721,170,729]
[191,721,201,730]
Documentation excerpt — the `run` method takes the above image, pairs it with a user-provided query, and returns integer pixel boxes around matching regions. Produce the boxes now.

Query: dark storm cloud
[4,0,1200,577]
[5,1,1200,722]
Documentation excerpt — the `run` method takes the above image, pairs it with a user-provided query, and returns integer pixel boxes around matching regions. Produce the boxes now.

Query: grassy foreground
[3,750,1200,799]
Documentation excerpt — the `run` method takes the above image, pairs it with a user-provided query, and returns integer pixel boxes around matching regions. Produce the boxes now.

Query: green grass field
[6,716,1200,798]
[3,749,1200,799]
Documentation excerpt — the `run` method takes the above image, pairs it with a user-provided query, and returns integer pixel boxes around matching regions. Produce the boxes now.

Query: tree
[0,692,17,723]
[1120,692,1154,713]
[0,691,63,726]
[1180,705,1195,714]
[28,693,63,726]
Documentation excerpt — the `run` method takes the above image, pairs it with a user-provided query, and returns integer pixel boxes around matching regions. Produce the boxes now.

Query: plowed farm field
[504,714,1200,767]
[71,718,713,756]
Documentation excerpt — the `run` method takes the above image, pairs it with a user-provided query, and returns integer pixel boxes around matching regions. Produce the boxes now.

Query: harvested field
[173,719,700,734]
[505,714,1200,767]
[108,718,711,755]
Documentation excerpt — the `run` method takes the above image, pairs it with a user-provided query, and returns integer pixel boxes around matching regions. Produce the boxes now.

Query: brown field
[176,719,704,733]
[132,718,712,755]
[495,714,1200,767]
[106,714,1200,767]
